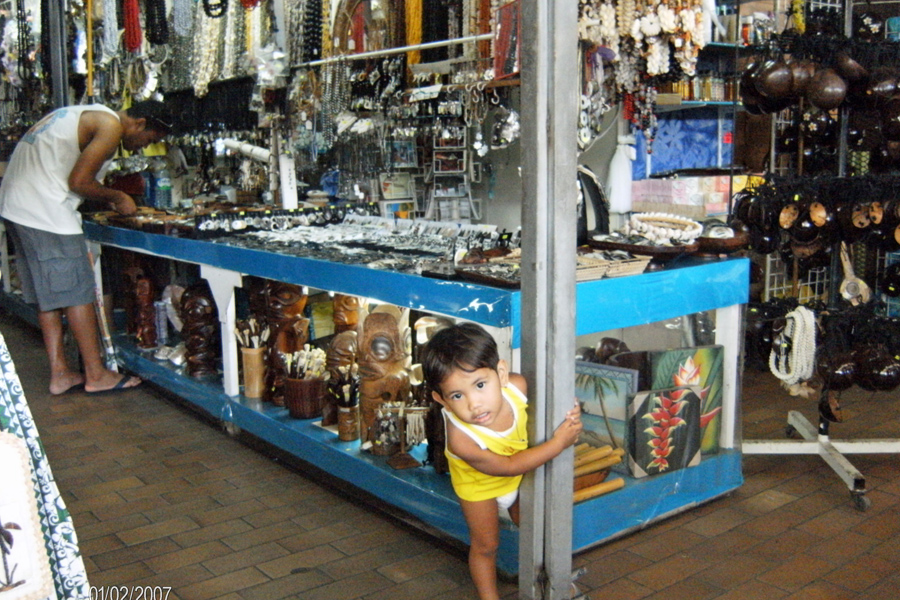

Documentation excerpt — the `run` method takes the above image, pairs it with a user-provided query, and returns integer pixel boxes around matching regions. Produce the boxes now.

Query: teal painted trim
[575,258,749,335]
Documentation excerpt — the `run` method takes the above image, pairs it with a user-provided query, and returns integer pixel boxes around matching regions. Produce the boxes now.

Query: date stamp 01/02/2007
[90,586,172,600]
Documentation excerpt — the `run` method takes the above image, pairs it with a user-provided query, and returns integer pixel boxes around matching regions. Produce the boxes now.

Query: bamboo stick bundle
[573,448,624,478]
[573,478,625,503]
[574,443,593,456]
[573,444,614,468]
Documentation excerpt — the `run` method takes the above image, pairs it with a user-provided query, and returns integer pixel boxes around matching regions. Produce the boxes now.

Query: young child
[421,322,582,600]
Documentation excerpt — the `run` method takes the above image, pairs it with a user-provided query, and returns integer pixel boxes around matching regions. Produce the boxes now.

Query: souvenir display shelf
[60,221,749,574]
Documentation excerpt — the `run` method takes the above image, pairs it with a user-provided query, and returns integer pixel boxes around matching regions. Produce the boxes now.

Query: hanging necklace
[123,0,142,52]
[102,0,120,60]
[144,0,169,45]
[220,0,242,79]
[769,305,817,390]
[192,2,223,96]
[173,0,193,36]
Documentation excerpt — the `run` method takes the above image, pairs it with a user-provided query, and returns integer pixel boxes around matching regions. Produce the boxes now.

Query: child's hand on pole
[552,402,583,448]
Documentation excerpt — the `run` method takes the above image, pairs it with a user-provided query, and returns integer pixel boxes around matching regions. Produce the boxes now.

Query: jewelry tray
[587,237,699,260]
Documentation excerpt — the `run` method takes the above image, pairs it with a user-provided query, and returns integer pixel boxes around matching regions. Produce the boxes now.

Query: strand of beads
[624,212,703,244]
[192,0,223,97]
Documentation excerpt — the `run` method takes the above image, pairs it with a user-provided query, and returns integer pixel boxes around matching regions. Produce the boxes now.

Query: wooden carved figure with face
[357,311,410,445]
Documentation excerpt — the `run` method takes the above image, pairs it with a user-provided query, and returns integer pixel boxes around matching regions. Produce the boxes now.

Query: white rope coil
[769,305,817,387]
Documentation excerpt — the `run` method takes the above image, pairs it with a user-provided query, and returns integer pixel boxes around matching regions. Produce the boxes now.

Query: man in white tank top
[0,101,173,395]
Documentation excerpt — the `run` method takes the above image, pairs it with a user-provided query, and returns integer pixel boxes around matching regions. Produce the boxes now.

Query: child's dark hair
[421,322,499,396]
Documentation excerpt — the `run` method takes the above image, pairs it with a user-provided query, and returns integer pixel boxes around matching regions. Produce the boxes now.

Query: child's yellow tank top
[442,383,529,502]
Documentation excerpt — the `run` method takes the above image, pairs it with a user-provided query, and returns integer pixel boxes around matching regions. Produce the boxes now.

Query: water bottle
[141,171,156,207]
[155,166,172,209]
[606,135,636,214]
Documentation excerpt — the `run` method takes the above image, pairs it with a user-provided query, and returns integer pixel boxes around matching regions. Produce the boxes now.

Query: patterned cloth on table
[0,330,91,599]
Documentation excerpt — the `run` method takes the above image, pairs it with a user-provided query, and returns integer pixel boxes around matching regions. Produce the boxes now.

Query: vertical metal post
[519,0,579,598]
[46,0,69,108]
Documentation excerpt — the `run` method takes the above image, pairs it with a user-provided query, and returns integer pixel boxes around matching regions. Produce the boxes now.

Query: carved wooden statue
[332,294,361,334]
[357,311,410,445]
[180,280,220,378]
[323,330,358,426]
[263,281,309,406]
[134,276,157,349]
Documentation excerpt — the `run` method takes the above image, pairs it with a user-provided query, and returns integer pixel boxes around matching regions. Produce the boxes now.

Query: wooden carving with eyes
[263,281,309,406]
[180,280,220,379]
[357,311,410,446]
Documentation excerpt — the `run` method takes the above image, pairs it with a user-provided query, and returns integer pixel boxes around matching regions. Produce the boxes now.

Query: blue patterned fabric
[633,109,734,179]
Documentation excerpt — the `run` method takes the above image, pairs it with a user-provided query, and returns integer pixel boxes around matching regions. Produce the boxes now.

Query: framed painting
[626,386,702,478]
[648,345,724,455]
[575,361,638,449]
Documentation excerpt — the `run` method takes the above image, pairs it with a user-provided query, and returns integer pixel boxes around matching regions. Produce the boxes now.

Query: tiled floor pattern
[3,310,900,599]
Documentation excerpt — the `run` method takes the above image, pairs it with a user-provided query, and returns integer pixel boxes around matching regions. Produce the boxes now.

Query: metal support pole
[46,0,69,108]
[519,0,579,598]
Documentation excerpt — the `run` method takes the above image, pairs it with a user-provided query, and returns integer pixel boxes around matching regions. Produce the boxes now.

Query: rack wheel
[785,424,800,439]
[223,421,242,437]
[850,492,871,512]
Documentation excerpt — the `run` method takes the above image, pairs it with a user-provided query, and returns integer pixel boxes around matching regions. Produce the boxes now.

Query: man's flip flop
[86,375,141,395]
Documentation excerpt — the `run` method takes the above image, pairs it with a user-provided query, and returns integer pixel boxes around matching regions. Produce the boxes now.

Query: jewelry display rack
[741,0,900,512]
[0,221,745,575]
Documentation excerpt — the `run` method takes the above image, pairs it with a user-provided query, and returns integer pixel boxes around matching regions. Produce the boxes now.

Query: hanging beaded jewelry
[192,1,224,96]
[101,0,120,60]
[123,0,143,52]
[144,0,169,45]
[173,0,193,36]
[302,0,322,63]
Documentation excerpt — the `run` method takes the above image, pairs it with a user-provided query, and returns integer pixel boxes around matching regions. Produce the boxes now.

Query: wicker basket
[604,256,652,278]
[576,256,611,281]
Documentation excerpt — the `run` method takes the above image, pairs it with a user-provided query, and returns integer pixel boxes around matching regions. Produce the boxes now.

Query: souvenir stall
[0,0,753,594]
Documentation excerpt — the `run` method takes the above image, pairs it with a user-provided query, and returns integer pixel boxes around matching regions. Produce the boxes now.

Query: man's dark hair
[126,100,174,134]
[421,322,500,397]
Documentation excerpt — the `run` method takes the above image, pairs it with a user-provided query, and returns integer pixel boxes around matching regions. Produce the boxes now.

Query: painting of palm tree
[0,517,25,592]
[575,361,638,449]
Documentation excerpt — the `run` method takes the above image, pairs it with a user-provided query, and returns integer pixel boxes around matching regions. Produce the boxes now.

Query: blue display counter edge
[83,224,751,347]
[83,223,515,329]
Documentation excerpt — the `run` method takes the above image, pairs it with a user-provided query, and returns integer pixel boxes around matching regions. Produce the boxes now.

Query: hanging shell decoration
[578,0,709,147]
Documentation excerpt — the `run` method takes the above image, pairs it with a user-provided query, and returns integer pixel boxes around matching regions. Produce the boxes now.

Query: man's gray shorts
[4,219,95,312]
